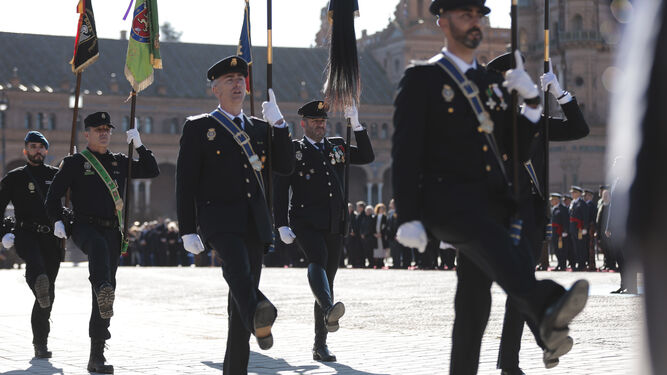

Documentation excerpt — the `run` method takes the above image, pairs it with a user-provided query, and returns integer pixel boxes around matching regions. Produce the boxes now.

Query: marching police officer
[0,131,60,359]
[175,56,294,375]
[487,55,590,373]
[274,100,374,362]
[392,1,589,373]
[569,185,589,271]
[45,112,159,374]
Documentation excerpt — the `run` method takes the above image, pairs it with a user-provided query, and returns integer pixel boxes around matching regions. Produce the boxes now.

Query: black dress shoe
[500,368,525,375]
[610,287,625,294]
[253,300,277,350]
[325,302,345,332]
[313,345,337,362]
[619,288,638,294]
[95,282,115,319]
[540,280,589,350]
[34,344,52,359]
[34,274,51,309]
[543,335,573,368]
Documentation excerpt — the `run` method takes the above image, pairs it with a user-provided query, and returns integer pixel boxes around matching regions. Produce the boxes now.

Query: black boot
[94,282,115,319]
[87,339,114,374]
[34,274,51,309]
[307,264,345,332]
[33,343,52,359]
[313,344,337,362]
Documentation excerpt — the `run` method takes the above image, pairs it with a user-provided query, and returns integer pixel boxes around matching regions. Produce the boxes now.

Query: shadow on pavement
[203,352,388,374]
[0,358,64,375]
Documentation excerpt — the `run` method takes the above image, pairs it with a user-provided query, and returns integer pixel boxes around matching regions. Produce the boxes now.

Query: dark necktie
[465,66,481,83]
[315,142,324,154]
[233,117,243,129]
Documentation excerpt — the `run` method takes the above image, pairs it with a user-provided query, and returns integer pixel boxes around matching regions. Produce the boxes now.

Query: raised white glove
[261,88,284,126]
[126,128,143,148]
[503,50,539,100]
[2,233,15,249]
[540,60,564,99]
[582,229,588,235]
[278,226,296,245]
[182,234,205,254]
[396,220,427,253]
[562,232,569,238]
[54,221,67,239]
[344,105,363,131]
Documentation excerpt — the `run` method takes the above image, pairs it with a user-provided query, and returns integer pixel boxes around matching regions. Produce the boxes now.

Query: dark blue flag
[237,0,252,93]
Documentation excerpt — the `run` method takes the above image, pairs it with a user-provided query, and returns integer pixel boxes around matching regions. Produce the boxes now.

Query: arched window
[122,116,130,131]
[370,123,378,138]
[335,122,343,137]
[48,114,56,130]
[381,123,389,139]
[169,118,179,134]
[37,113,45,130]
[25,113,32,129]
[144,117,153,134]
[571,14,583,32]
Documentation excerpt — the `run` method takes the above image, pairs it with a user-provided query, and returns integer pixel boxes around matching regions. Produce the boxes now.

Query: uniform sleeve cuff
[521,104,543,123]
[557,92,573,105]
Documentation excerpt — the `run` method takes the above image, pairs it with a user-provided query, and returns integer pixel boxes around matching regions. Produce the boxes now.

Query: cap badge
[317,102,324,110]
[231,58,238,67]
[101,113,106,120]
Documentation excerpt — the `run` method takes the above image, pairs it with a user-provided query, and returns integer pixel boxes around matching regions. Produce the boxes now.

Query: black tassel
[323,0,360,110]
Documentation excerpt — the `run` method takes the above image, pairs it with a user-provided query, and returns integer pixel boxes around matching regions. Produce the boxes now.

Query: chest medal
[442,84,455,102]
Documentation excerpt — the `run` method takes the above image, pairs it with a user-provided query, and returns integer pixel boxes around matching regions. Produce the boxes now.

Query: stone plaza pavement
[0,264,645,375]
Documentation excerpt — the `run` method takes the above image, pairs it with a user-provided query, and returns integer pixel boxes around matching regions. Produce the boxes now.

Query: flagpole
[511,0,519,202]
[62,71,82,256]
[266,0,274,228]
[122,90,137,253]
[248,66,256,116]
[543,0,551,217]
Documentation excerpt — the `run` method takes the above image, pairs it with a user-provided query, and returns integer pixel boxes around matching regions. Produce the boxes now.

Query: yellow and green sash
[80,149,129,254]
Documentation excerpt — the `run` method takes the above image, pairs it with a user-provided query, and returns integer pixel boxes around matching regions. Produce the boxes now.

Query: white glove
[54,221,67,239]
[540,60,564,99]
[182,234,205,255]
[344,105,363,131]
[261,88,284,126]
[562,232,569,238]
[582,229,588,235]
[126,128,143,148]
[503,50,539,100]
[2,233,15,249]
[396,220,427,253]
[278,226,296,245]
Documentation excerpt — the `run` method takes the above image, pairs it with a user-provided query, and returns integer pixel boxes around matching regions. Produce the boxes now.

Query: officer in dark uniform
[550,193,570,271]
[175,56,294,375]
[568,185,588,271]
[561,193,574,268]
[0,131,60,359]
[584,188,597,270]
[392,1,589,374]
[274,100,374,362]
[46,112,159,374]
[487,55,589,373]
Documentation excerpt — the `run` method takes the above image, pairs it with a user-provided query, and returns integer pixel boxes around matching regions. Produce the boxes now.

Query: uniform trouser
[206,218,268,375]
[422,190,565,375]
[71,222,120,341]
[497,203,548,370]
[292,224,342,347]
[14,230,61,345]
[553,237,567,269]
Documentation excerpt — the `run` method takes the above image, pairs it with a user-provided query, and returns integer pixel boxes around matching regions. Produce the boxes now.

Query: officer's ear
[300,118,306,129]
[22,148,27,156]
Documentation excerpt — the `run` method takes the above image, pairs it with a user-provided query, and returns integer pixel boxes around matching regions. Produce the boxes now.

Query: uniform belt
[17,221,52,234]
[76,215,118,229]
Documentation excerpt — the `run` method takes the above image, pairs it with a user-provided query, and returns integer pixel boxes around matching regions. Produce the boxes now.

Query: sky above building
[1,0,511,47]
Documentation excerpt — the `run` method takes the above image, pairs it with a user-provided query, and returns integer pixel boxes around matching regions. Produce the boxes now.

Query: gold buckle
[234,131,250,146]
